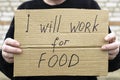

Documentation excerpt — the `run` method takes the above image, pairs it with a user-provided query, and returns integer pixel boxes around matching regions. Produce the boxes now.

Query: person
[0,0,120,80]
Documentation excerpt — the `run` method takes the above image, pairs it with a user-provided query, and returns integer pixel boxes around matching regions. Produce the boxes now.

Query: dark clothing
[0,0,120,80]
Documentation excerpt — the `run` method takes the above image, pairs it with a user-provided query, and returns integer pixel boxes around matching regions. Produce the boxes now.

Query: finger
[2,44,22,54]
[104,33,116,43]
[2,52,14,63]
[4,38,20,47]
[4,58,13,63]
[101,41,119,51]
[108,47,119,55]
[109,53,117,60]
[2,51,13,59]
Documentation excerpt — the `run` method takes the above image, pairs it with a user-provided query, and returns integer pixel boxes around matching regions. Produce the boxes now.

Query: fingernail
[17,49,22,53]
[16,42,20,46]
[102,46,106,49]
[105,37,108,40]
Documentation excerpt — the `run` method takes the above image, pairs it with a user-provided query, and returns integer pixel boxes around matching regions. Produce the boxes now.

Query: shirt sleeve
[89,0,101,9]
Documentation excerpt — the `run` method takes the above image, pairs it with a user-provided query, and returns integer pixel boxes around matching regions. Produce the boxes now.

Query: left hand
[101,33,120,60]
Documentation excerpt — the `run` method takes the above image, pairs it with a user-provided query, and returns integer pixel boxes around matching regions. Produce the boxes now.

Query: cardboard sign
[14,9,108,77]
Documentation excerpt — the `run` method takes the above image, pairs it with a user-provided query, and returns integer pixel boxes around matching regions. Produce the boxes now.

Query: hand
[101,33,120,60]
[2,38,22,63]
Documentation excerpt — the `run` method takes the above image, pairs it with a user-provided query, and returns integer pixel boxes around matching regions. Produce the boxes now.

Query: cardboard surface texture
[14,9,108,76]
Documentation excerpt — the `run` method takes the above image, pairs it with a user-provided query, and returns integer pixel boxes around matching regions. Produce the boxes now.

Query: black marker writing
[38,53,46,68]
[26,14,30,32]
[59,54,67,66]
[40,15,62,33]
[51,37,70,53]
[92,15,99,32]
[70,15,99,33]
[57,15,62,32]
[38,53,80,68]
[48,55,58,68]
[51,37,59,53]
[53,15,57,33]
[68,54,79,67]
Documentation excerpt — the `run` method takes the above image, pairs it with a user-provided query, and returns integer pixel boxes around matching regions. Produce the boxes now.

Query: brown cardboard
[14,9,108,76]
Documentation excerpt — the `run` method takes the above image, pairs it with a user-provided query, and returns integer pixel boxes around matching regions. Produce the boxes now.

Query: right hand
[2,38,22,63]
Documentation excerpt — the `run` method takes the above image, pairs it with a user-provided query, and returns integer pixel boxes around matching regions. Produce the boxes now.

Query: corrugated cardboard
[14,9,108,76]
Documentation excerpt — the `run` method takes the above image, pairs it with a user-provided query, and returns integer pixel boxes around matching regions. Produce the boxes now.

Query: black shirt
[0,0,120,80]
